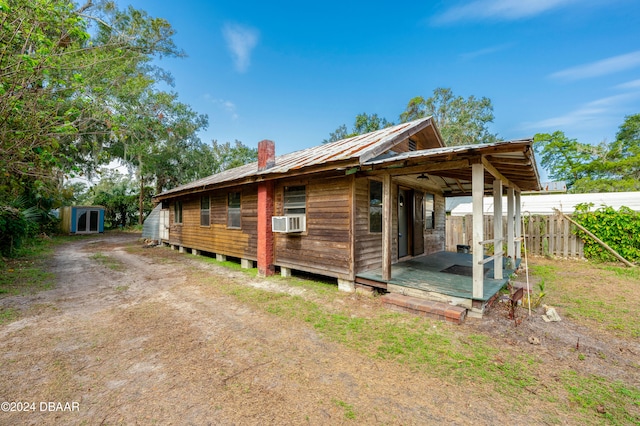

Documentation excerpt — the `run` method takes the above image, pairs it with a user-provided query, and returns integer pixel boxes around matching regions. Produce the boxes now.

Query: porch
[356,251,518,314]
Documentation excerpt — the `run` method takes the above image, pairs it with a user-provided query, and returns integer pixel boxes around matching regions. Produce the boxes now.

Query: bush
[0,206,29,257]
[573,203,640,263]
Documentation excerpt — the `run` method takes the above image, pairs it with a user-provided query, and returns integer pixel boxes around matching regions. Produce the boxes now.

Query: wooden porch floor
[356,251,518,302]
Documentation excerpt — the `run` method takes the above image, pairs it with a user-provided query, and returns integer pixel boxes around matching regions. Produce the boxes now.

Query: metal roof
[156,117,441,199]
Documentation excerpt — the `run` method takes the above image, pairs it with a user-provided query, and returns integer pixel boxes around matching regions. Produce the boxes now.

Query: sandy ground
[0,233,638,425]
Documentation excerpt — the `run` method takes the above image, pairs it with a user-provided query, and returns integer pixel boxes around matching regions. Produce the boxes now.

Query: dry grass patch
[529,257,640,339]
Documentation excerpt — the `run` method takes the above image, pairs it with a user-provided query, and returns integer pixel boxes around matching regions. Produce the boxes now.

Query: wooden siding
[273,176,353,279]
[354,176,446,275]
[355,177,378,272]
[354,177,386,273]
[168,185,258,259]
[166,171,447,280]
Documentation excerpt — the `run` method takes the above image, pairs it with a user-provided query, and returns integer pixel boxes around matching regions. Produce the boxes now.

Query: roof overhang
[360,139,541,196]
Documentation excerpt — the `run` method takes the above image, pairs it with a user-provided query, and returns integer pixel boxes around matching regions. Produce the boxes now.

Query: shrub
[0,206,29,257]
[572,203,640,263]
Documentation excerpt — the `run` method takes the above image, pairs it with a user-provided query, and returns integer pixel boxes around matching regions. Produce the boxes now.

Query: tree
[85,169,144,228]
[323,113,393,143]
[183,140,258,183]
[607,113,640,184]
[534,114,640,193]
[533,131,595,188]
[107,89,208,223]
[322,124,349,144]
[399,88,497,146]
[0,0,184,201]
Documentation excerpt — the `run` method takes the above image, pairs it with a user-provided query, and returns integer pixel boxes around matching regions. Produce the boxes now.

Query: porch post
[507,187,515,261]
[492,179,503,280]
[515,190,522,261]
[382,173,393,281]
[472,162,484,299]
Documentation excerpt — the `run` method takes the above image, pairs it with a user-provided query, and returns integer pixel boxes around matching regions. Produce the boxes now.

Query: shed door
[76,209,99,233]
[89,210,99,232]
[77,210,88,233]
[160,209,169,240]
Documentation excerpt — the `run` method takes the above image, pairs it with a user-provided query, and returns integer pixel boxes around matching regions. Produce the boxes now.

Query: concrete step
[381,293,467,324]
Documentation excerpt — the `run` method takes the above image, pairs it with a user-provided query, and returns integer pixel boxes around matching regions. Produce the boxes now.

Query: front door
[398,189,409,258]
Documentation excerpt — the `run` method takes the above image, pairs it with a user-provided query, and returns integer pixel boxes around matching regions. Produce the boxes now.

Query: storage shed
[59,206,105,234]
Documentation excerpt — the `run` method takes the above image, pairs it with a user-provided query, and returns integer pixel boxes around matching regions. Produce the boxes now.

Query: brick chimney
[257,140,275,276]
[258,139,275,171]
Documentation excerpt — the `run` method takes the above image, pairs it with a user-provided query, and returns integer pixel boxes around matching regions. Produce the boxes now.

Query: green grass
[199,261,639,425]
[89,252,125,271]
[0,236,56,298]
[599,264,640,280]
[216,281,540,396]
[558,296,637,336]
[194,253,260,277]
[0,233,102,322]
[561,370,640,425]
[0,308,18,325]
[529,263,559,282]
[532,262,640,339]
[333,399,356,420]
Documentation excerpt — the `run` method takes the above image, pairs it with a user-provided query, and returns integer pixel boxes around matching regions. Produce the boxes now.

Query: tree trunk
[138,154,144,225]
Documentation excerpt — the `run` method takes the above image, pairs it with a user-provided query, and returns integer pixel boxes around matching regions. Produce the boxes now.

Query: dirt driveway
[0,233,637,425]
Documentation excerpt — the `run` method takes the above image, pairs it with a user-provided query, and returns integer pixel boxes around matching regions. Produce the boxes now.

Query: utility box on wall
[59,206,105,234]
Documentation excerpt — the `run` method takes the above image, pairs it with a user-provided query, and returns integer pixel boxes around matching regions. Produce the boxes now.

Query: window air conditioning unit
[272,215,306,233]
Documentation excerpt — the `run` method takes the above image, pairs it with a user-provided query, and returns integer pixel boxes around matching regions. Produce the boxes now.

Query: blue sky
[125,0,640,168]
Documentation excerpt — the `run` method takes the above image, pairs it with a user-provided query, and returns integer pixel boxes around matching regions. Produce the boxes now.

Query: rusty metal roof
[156,117,439,199]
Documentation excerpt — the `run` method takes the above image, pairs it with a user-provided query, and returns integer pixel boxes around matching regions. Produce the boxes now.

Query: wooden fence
[446,214,584,258]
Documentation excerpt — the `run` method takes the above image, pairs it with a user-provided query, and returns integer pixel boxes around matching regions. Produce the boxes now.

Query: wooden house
[154,117,541,318]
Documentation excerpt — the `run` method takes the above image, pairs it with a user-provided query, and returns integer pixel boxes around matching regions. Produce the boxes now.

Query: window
[200,196,210,226]
[284,185,306,215]
[174,200,183,224]
[369,180,382,233]
[424,193,434,230]
[228,192,241,228]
